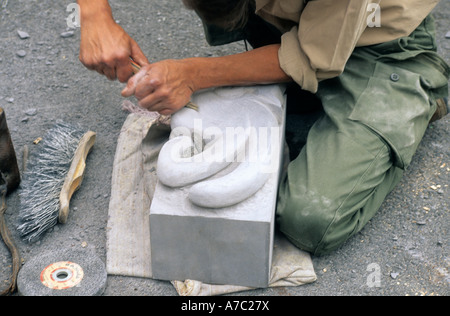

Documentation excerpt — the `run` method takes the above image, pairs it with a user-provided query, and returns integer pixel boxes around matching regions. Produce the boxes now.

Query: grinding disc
[17,249,107,296]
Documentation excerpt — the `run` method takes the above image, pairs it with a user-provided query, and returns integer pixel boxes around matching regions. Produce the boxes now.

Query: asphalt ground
[0,0,448,297]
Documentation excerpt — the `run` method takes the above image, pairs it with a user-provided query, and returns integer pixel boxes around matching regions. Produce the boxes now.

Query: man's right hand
[77,0,149,82]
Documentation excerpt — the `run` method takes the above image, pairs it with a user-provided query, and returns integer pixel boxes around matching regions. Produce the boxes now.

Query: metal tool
[17,249,107,296]
[0,107,20,193]
[0,107,21,296]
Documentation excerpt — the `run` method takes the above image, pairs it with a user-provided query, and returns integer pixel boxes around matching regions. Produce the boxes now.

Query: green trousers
[277,16,449,255]
[201,15,449,255]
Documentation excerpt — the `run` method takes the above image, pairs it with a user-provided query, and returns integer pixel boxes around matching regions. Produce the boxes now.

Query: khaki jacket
[255,0,440,92]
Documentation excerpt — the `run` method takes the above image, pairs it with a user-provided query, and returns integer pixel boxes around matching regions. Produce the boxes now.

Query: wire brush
[17,123,96,243]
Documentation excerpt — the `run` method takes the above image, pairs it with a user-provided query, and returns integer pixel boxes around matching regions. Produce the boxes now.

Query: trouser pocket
[348,62,440,169]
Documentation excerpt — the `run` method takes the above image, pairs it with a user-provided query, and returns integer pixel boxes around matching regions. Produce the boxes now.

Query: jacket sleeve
[278,0,381,93]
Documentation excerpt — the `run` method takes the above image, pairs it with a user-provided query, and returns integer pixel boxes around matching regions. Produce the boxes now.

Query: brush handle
[59,131,96,224]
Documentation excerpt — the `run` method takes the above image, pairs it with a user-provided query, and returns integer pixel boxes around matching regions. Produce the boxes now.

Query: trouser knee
[277,163,404,256]
[277,191,350,256]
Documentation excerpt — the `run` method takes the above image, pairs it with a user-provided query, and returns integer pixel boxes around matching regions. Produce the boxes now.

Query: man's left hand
[121,60,195,115]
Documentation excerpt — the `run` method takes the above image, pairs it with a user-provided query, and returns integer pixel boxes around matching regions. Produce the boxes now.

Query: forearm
[77,0,113,21]
[122,43,292,115]
[183,44,292,92]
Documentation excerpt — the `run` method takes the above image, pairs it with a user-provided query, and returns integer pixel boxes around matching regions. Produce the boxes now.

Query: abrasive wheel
[17,249,107,296]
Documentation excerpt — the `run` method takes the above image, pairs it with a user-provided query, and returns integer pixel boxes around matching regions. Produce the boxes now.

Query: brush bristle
[17,123,86,243]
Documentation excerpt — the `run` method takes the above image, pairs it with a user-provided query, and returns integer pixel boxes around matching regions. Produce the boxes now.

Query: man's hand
[78,0,149,82]
[121,60,195,115]
[121,44,291,115]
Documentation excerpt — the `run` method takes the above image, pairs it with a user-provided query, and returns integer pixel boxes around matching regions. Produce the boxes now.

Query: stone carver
[76,0,449,255]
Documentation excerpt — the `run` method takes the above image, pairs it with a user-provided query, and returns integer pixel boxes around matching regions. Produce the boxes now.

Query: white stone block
[150,85,286,288]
